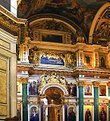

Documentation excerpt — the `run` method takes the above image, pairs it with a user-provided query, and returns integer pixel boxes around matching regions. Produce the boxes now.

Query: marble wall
[0,28,17,120]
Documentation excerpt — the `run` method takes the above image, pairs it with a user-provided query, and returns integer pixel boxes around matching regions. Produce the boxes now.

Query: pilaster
[93,48,99,68]
[19,37,30,63]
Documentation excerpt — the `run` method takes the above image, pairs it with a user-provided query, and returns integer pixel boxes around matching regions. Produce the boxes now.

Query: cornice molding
[0,5,27,24]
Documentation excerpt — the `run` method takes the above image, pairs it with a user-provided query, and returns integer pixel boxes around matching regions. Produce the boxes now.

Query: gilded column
[76,50,84,67]
[93,81,99,121]
[78,81,84,121]
[107,82,110,121]
[92,45,99,68]
[22,78,28,121]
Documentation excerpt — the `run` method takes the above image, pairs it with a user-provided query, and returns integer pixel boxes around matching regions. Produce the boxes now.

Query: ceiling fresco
[17,0,110,44]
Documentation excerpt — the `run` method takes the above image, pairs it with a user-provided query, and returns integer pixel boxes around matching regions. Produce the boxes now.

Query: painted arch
[89,2,110,45]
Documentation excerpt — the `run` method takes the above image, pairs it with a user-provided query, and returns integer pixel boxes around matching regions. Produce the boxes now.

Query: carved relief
[38,73,67,90]
[65,52,76,67]
[28,46,39,64]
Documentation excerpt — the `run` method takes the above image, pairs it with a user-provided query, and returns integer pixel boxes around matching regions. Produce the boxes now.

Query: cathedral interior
[1,0,110,121]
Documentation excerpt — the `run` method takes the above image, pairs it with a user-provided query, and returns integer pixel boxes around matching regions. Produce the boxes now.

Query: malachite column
[93,81,99,121]
[107,82,110,121]
[78,81,84,121]
[22,78,28,121]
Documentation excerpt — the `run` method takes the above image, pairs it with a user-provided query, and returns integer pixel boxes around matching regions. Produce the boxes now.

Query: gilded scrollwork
[38,73,67,90]
[28,46,39,64]
[65,52,76,67]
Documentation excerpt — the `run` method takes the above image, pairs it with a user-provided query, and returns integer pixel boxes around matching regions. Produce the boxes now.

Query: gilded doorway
[45,87,64,121]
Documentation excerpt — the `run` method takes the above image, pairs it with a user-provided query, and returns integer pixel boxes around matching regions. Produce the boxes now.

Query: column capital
[92,81,100,87]
[17,78,28,83]
[77,81,85,87]
[107,82,110,88]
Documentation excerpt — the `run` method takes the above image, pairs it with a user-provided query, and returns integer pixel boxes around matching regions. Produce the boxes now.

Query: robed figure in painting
[68,109,76,121]
[99,107,107,121]
[85,109,92,121]
[30,109,39,121]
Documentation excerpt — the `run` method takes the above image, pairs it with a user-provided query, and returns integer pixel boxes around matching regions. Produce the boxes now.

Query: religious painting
[99,106,107,121]
[99,55,106,68]
[68,83,77,96]
[29,81,39,95]
[40,52,65,66]
[84,106,93,121]
[30,107,39,121]
[68,107,76,121]
[99,85,106,96]
[42,33,63,43]
[84,55,92,67]
[84,84,92,96]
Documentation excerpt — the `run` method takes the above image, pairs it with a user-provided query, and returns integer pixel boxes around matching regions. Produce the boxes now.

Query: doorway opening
[44,87,64,121]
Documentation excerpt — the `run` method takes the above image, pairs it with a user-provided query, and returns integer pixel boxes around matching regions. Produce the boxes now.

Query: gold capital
[92,81,100,87]
[77,81,85,86]
[17,78,28,83]
[107,82,110,88]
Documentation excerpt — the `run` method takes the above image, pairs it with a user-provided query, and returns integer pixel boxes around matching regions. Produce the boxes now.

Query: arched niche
[28,14,87,44]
